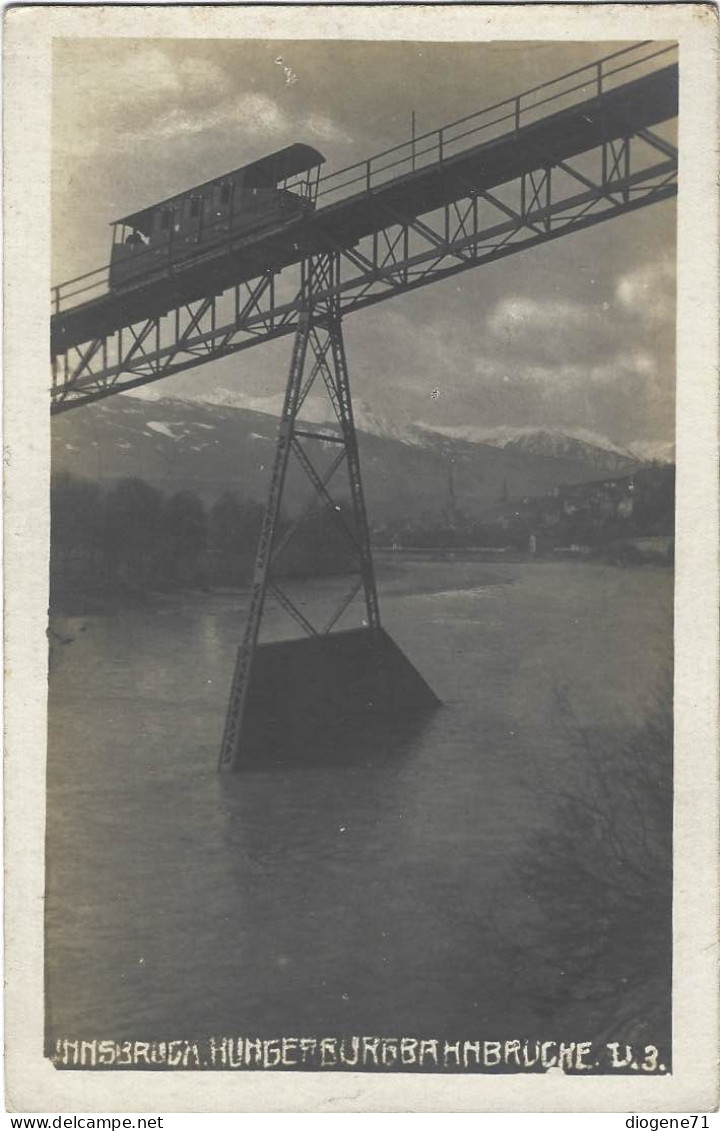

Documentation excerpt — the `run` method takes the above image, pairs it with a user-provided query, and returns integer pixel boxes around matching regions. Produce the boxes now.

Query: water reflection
[222,710,435,777]
[215,710,475,1038]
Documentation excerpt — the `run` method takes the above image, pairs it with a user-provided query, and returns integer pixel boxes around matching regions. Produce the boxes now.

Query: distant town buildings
[372,464,674,563]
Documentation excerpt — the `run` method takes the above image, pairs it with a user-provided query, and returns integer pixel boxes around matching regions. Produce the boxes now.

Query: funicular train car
[108,143,325,293]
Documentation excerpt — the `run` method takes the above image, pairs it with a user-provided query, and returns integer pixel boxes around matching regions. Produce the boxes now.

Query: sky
[52,38,677,452]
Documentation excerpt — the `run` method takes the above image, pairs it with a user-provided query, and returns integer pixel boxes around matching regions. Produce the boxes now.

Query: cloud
[484,294,613,370]
[54,45,234,158]
[234,93,289,135]
[486,296,592,337]
[111,90,291,146]
[470,355,657,394]
[616,259,675,322]
[57,49,344,156]
[90,46,232,110]
[140,95,345,147]
[480,271,672,388]
[305,114,348,144]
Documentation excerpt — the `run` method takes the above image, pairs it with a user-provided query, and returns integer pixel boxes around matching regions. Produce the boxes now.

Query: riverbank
[49,545,672,619]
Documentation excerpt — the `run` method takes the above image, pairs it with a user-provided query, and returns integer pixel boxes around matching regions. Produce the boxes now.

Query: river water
[46,558,672,1049]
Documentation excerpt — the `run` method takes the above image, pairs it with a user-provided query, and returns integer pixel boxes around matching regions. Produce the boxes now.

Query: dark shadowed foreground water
[46,559,672,1052]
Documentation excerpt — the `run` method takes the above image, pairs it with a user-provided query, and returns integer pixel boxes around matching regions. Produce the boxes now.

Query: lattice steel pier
[218,254,389,769]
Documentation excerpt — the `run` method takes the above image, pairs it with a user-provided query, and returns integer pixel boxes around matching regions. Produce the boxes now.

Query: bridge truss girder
[51,130,677,413]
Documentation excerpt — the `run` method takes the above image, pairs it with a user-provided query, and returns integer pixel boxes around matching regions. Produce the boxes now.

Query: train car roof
[112,143,326,230]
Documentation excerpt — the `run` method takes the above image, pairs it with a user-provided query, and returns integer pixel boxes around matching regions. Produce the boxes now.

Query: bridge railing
[52,261,111,315]
[316,41,677,205]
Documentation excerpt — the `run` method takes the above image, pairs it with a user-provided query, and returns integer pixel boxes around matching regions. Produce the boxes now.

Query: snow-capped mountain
[52,393,659,521]
[414,422,639,473]
[132,386,653,472]
[626,438,676,465]
[136,385,425,447]
[353,402,427,447]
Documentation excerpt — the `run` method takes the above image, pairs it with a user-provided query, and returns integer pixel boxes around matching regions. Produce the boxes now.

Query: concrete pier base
[234,627,440,767]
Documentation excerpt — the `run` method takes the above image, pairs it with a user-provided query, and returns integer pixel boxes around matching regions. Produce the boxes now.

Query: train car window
[220,183,232,205]
[160,208,173,231]
[189,196,202,218]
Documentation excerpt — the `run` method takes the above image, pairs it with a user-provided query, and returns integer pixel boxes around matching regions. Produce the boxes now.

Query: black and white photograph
[3,3,718,1115]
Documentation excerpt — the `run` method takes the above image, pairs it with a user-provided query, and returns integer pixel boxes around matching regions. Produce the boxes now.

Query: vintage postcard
[3,2,719,1114]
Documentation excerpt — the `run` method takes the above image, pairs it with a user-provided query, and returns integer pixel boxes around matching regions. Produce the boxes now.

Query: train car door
[182,193,204,251]
[211,181,233,238]
[154,204,177,266]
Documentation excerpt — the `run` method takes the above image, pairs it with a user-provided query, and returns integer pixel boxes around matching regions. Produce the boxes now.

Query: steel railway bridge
[50,42,678,769]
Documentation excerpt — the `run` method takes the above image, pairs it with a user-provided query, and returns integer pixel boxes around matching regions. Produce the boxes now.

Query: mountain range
[51,392,672,524]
